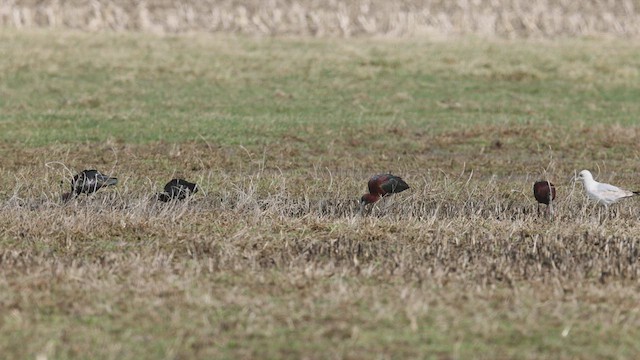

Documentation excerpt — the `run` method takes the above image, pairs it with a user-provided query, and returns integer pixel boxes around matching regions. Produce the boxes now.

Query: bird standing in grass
[156,179,198,202]
[359,174,410,214]
[533,180,556,217]
[575,170,639,206]
[62,169,118,201]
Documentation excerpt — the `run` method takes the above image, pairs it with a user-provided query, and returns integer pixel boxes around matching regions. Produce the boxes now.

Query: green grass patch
[2,31,640,147]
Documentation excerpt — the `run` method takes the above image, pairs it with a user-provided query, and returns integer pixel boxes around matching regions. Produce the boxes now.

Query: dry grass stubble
[2,154,640,357]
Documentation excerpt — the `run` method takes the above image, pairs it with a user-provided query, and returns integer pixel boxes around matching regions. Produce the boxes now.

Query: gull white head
[575,170,594,183]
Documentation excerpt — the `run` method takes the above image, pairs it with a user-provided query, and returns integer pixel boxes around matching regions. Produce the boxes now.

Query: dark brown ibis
[533,180,556,217]
[359,174,410,214]
[62,169,118,201]
[156,179,198,202]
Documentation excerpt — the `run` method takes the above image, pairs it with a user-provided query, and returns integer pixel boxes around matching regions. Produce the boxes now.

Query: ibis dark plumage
[62,169,118,201]
[156,179,198,202]
[359,174,409,214]
[533,180,556,217]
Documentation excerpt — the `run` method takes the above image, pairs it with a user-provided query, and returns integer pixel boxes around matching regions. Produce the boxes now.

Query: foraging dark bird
[533,180,556,217]
[359,174,410,214]
[62,169,118,201]
[156,179,198,202]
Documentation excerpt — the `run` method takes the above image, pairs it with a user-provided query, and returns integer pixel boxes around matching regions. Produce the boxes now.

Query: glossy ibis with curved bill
[533,180,556,217]
[156,179,199,202]
[359,174,409,214]
[62,169,118,201]
[575,170,639,206]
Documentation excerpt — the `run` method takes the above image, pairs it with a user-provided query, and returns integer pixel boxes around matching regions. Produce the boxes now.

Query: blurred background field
[3,0,640,38]
[2,2,640,359]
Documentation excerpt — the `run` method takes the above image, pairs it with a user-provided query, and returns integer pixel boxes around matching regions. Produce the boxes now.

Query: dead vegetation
[3,120,640,358]
[2,0,640,38]
[2,156,640,357]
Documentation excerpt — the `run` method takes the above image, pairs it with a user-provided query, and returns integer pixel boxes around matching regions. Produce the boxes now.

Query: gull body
[575,170,638,206]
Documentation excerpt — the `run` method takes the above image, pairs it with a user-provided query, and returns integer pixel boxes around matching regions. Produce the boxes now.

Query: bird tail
[634,191,640,195]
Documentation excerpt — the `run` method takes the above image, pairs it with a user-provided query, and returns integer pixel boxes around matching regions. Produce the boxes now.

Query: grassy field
[2,30,640,359]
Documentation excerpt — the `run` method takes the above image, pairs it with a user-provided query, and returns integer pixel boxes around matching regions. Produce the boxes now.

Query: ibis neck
[363,193,381,204]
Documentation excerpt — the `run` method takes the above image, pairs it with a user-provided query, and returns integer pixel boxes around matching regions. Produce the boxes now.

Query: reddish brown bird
[360,174,410,214]
[533,180,556,217]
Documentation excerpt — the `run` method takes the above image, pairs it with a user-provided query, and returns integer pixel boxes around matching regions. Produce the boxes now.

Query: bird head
[61,192,74,202]
[575,170,593,183]
[359,193,380,215]
[156,192,171,202]
[360,193,380,206]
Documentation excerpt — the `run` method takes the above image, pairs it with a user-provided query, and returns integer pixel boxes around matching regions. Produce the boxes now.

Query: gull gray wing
[595,182,634,197]
[594,182,635,203]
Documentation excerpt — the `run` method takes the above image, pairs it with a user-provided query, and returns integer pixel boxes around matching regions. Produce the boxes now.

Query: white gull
[575,170,639,206]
